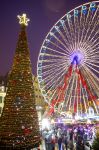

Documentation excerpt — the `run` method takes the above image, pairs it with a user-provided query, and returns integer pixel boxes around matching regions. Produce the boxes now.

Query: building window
[0,96,2,103]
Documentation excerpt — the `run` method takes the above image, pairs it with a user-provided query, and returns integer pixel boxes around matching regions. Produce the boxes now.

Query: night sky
[0,0,93,76]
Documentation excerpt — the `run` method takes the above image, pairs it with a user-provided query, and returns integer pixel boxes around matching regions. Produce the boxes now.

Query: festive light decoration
[0,14,40,149]
[42,118,50,130]
[37,1,99,117]
[17,13,30,26]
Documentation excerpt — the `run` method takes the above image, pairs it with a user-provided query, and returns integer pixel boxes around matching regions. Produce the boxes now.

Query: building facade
[0,77,6,116]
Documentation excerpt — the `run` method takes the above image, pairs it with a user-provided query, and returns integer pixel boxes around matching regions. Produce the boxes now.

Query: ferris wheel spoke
[81,6,99,45]
[41,60,69,76]
[83,76,99,96]
[83,21,98,46]
[85,61,99,68]
[47,76,66,103]
[79,8,96,49]
[60,22,74,51]
[41,65,69,75]
[43,62,67,79]
[85,56,99,63]
[49,32,69,50]
[41,61,69,70]
[45,76,66,99]
[82,65,99,83]
[67,16,76,50]
[85,62,99,74]
[86,19,99,41]
[79,23,98,51]
[85,53,99,62]
[81,67,99,97]
[61,76,73,109]
[86,48,99,55]
[74,14,81,50]
[79,5,97,47]
[87,28,99,45]
[83,69,96,93]
[41,53,70,60]
[46,40,70,55]
[43,65,68,90]
[42,46,69,57]
[80,28,99,54]
[54,26,74,54]
[65,73,76,111]
[45,66,67,86]
[61,21,76,51]
[83,43,99,56]
[39,58,69,65]
[83,74,99,113]
[42,57,69,64]
[78,11,87,48]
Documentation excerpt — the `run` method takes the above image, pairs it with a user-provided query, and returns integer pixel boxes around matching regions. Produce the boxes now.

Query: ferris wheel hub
[70,51,84,65]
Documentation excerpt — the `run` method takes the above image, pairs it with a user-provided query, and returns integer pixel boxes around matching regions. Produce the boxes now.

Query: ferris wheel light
[60,19,65,24]
[74,9,79,16]
[82,6,87,15]
[90,2,96,8]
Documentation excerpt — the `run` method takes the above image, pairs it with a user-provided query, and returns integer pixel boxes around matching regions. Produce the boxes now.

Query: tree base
[0,142,40,150]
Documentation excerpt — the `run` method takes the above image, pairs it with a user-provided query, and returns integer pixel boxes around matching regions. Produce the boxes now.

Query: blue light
[74,9,79,16]
[72,56,79,65]
[90,2,96,12]
[82,10,87,15]
[90,7,96,12]
[82,5,87,15]
[39,56,43,60]
[70,51,84,65]
[38,63,42,67]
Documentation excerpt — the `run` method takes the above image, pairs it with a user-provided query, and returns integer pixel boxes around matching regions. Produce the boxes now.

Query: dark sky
[0,0,93,76]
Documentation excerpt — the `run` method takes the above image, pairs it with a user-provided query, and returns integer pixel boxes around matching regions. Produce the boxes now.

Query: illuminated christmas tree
[0,14,40,149]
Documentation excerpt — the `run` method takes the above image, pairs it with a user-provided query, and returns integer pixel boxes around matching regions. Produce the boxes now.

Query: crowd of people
[42,124,97,150]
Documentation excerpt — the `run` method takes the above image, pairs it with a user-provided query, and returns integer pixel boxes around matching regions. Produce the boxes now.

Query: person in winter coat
[84,142,91,150]
[58,136,62,150]
[76,139,85,150]
[63,135,68,150]
[68,139,74,150]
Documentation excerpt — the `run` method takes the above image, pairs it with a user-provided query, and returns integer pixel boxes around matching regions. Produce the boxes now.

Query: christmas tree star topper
[17,13,30,26]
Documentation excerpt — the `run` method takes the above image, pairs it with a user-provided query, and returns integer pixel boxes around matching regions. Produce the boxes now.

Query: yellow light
[87,119,91,124]
[51,119,55,124]
[17,13,30,26]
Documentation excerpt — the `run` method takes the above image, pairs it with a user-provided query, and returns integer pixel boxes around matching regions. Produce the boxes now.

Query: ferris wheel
[37,1,99,116]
